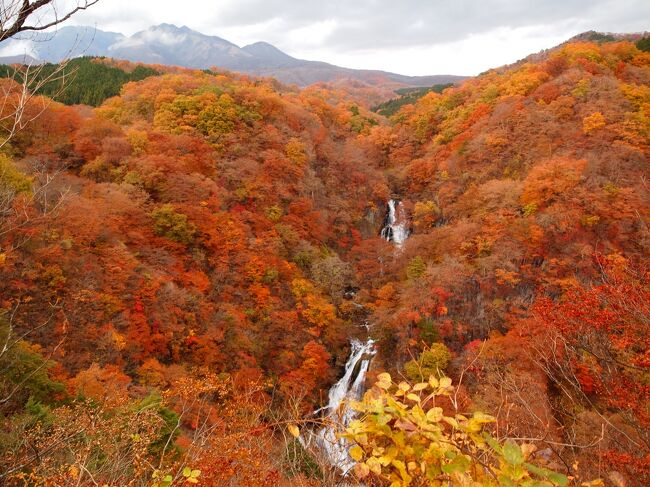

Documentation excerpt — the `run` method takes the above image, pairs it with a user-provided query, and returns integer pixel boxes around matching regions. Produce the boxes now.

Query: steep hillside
[0,57,161,106]
[0,63,393,483]
[356,38,650,483]
[0,37,648,485]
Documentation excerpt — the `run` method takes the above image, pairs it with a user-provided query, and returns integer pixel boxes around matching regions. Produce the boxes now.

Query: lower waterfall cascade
[312,338,376,473]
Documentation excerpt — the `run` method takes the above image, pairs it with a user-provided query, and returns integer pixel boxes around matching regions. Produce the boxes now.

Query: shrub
[636,37,650,52]
[406,256,426,279]
[343,373,576,486]
[285,138,308,165]
[266,205,283,222]
[416,318,440,345]
[403,343,451,382]
[151,204,196,244]
[0,154,31,194]
[582,112,606,134]
[522,202,537,216]
[0,320,65,407]
[413,201,440,229]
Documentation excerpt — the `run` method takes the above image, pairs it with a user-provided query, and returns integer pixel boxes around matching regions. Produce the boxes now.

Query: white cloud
[0,39,37,58]
[286,19,338,49]
[108,26,187,50]
[24,0,650,75]
[282,28,562,76]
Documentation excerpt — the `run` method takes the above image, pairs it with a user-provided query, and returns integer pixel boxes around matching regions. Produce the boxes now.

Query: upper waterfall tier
[381,199,410,246]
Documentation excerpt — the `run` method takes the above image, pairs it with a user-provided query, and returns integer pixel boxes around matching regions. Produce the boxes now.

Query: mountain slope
[0,24,466,87]
[0,53,39,65]
[106,24,258,70]
[355,36,650,483]
[1,33,648,486]
[17,26,124,62]
[241,41,302,68]
[0,57,161,106]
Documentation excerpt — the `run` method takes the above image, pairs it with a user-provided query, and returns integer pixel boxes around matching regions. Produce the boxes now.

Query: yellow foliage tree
[582,112,606,134]
[285,138,308,165]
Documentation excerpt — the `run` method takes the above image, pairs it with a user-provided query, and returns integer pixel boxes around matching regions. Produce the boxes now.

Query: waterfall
[309,338,376,474]
[381,199,410,246]
[304,202,408,477]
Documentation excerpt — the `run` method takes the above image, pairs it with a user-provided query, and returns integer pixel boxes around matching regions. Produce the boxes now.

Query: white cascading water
[381,199,410,246]
[307,201,409,478]
[311,338,376,473]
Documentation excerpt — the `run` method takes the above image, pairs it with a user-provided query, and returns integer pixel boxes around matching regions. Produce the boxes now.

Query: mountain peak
[145,23,238,48]
[152,23,193,34]
[242,41,298,66]
[244,41,278,49]
[4,24,467,87]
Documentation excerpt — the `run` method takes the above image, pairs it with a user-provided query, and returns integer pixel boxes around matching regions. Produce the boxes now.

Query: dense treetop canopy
[0,37,648,485]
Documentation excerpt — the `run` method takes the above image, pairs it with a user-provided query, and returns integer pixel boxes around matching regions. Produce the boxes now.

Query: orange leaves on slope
[520,156,587,208]
[280,340,332,402]
[291,278,337,335]
[70,363,131,405]
[502,64,550,97]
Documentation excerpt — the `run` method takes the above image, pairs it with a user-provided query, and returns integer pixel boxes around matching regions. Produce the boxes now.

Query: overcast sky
[42,0,650,75]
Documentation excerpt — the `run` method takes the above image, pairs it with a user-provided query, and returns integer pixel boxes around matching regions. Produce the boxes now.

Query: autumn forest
[0,7,649,486]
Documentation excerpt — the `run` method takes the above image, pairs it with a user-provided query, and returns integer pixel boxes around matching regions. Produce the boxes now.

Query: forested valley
[0,37,648,486]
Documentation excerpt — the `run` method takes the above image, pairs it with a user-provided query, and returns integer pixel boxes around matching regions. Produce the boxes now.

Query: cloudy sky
[26,0,650,75]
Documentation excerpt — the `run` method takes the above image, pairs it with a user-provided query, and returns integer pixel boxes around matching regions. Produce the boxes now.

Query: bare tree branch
[0,1,100,42]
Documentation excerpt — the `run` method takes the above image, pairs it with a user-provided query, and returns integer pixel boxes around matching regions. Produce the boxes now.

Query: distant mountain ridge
[0,53,39,65]
[0,24,466,87]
